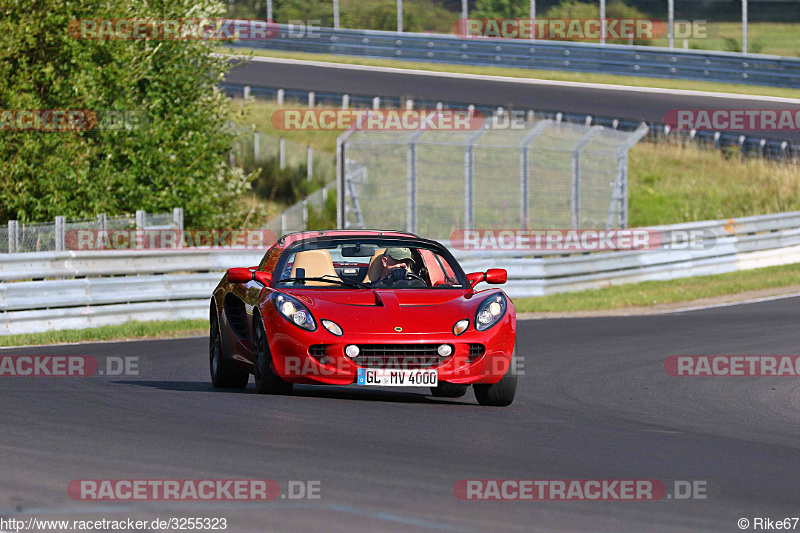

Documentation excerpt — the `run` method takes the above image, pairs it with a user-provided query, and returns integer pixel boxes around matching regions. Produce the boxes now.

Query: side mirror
[466,269,508,288]
[227,268,272,286]
[253,271,272,286]
[485,268,507,284]
[227,268,252,283]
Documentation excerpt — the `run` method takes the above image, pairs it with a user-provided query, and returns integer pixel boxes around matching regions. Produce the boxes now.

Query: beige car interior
[290,249,338,286]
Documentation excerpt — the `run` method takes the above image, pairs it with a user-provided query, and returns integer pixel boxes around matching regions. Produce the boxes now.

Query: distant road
[226,56,800,143]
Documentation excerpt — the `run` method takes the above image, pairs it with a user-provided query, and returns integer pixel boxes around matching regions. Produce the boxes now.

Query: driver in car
[371,247,427,288]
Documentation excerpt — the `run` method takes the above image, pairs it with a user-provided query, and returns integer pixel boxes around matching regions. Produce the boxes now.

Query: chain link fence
[229,126,336,185]
[1,210,182,253]
[338,115,648,239]
[263,185,335,235]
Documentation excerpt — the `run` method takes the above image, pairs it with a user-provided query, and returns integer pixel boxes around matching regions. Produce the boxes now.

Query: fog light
[345,344,360,357]
[437,344,453,357]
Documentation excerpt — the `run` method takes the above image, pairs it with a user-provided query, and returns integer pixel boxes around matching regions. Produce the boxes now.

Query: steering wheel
[406,272,427,284]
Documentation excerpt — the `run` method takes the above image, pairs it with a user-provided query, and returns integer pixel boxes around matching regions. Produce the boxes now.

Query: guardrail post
[97,213,107,232]
[136,210,146,230]
[55,216,65,252]
[8,220,18,253]
[302,199,308,229]
[308,91,315,108]
[342,94,350,109]
[243,85,251,100]
[307,145,313,181]
[280,212,287,235]
[372,97,380,110]
[277,89,284,106]
[279,137,286,169]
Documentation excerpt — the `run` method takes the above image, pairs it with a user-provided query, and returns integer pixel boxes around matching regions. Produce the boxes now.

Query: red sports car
[209,230,517,406]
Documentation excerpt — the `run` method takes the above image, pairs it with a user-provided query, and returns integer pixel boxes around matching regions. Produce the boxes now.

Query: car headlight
[453,319,469,336]
[475,294,507,331]
[321,319,343,336]
[273,293,316,331]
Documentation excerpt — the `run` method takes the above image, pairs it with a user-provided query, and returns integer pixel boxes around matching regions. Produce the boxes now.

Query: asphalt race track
[1,296,799,532]
[226,57,800,143]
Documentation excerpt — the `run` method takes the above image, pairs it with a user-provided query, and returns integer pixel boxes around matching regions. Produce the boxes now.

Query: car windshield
[275,237,466,289]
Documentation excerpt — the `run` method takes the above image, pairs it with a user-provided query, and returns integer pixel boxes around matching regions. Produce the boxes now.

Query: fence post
[407,130,425,234]
[308,91,315,108]
[277,89,285,105]
[372,97,380,110]
[464,124,488,231]
[8,220,18,253]
[307,145,313,181]
[342,94,350,109]
[571,126,603,229]
[519,120,553,229]
[302,199,308,230]
[173,208,184,231]
[97,213,107,233]
[243,85,251,100]
[253,129,260,162]
[279,137,286,169]
[136,210,146,230]
[397,0,403,33]
[55,216,65,252]
[333,0,340,29]
[280,212,287,236]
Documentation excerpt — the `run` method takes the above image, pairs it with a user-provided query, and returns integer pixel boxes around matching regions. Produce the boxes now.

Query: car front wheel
[473,348,517,407]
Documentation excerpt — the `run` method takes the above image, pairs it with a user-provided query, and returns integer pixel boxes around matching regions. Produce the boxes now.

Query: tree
[0,0,252,227]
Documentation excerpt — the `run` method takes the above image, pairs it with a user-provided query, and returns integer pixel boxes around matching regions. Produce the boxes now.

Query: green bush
[0,0,254,228]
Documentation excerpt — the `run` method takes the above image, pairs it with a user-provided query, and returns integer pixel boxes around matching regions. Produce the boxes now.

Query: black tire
[210,305,249,389]
[253,316,293,395]
[474,348,518,407]
[430,382,468,398]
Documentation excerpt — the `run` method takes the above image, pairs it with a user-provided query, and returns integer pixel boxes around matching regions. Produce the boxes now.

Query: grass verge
[220,47,800,100]
[0,319,207,348]
[513,263,800,313]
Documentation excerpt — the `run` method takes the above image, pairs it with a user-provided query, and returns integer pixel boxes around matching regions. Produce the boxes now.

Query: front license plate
[357,368,438,387]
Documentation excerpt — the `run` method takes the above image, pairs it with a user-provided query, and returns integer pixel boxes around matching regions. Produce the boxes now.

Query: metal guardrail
[1,211,799,334]
[228,24,800,89]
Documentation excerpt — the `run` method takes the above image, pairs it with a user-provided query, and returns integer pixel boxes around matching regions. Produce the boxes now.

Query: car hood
[282,288,486,334]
